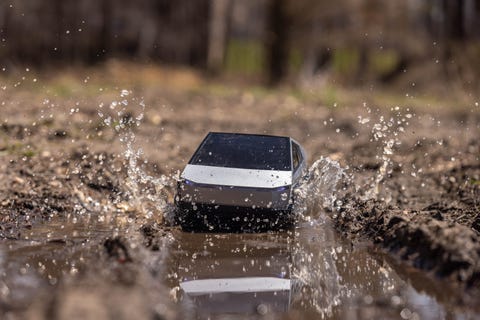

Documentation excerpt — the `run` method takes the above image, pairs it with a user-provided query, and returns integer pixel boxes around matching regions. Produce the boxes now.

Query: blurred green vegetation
[224,40,304,77]
[0,62,475,115]
[470,178,480,186]
[369,50,400,77]
[329,48,401,82]
[332,48,360,78]
[0,141,36,158]
[225,40,265,76]
[288,48,303,74]
[0,1,479,92]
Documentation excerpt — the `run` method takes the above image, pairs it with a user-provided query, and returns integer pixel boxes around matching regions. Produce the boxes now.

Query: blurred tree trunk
[54,0,64,62]
[299,14,324,81]
[136,0,157,60]
[207,0,232,73]
[137,18,157,59]
[100,0,112,59]
[0,2,11,66]
[463,0,476,37]
[444,0,465,40]
[266,0,289,86]
[436,0,465,80]
[355,45,368,84]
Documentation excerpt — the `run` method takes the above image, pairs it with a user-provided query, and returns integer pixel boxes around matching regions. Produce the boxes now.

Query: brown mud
[0,65,479,318]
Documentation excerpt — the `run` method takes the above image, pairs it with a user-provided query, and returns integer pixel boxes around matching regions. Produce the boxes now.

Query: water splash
[285,158,347,316]
[292,106,413,217]
[98,90,175,223]
[294,157,347,223]
[291,240,344,318]
[122,131,175,222]
[360,107,411,201]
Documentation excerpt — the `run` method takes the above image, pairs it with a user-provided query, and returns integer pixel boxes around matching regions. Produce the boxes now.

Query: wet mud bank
[334,135,480,292]
[335,199,480,289]
[0,149,130,239]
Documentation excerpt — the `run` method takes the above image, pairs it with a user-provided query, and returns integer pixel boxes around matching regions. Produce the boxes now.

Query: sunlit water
[0,91,479,319]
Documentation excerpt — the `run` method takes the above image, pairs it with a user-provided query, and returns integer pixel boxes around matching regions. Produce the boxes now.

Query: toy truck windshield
[189,133,291,171]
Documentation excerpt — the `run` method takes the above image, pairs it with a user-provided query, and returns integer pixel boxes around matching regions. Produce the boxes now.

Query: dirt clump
[104,237,133,263]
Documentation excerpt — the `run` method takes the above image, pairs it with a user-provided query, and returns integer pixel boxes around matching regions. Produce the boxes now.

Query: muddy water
[0,215,122,315]
[1,211,479,319]
[164,218,478,319]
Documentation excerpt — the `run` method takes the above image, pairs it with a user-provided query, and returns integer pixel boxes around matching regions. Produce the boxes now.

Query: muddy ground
[0,63,479,318]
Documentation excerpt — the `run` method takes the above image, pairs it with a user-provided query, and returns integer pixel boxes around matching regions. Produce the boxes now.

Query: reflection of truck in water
[172,232,294,317]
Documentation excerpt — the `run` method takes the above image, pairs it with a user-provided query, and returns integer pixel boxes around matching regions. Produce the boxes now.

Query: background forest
[1,0,479,93]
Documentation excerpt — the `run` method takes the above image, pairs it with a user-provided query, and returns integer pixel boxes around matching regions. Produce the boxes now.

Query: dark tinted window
[292,142,300,170]
[190,133,292,171]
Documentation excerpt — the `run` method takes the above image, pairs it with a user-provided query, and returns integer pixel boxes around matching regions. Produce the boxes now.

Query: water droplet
[400,308,412,319]
[358,117,370,124]
[391,295,402,306]
[364,295,373,304]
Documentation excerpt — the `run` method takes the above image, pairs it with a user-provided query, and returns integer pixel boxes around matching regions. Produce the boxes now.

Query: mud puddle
[0,214,126,315]
[163,218,479,319]
[2,212,478,319]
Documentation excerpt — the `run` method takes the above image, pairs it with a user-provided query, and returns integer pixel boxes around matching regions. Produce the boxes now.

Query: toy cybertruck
[175,132,307,232]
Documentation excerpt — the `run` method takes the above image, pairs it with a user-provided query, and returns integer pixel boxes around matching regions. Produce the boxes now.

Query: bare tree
[208,0,232,73]
[266,0,289,85]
